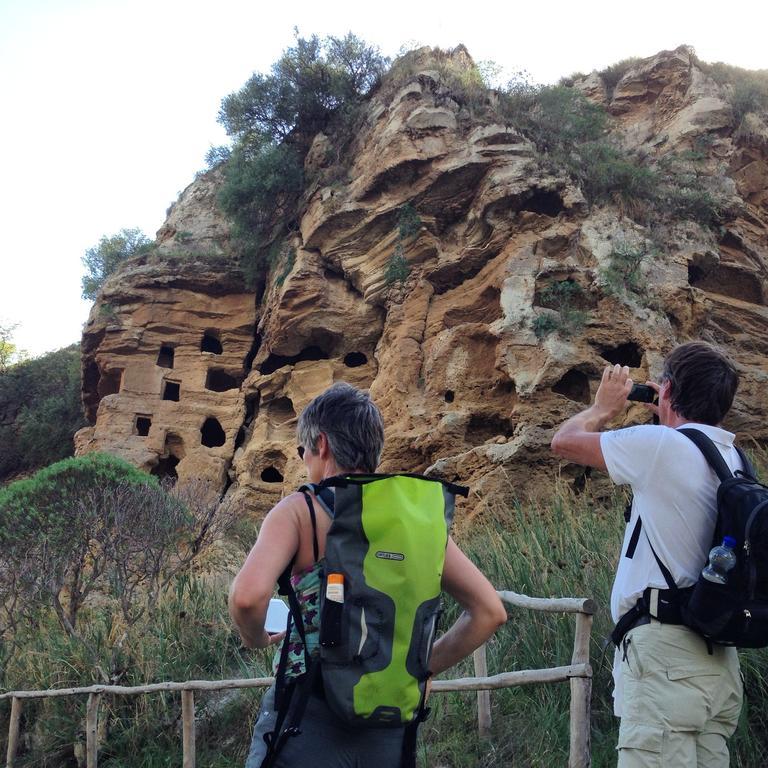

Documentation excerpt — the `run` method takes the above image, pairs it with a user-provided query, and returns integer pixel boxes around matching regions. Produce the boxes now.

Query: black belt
[611,588,685,647]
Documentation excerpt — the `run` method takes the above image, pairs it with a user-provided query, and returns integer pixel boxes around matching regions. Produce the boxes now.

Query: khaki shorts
[616,622,742,768]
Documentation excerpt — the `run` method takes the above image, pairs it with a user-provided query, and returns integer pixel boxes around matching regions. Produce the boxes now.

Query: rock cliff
[76,45,768,522]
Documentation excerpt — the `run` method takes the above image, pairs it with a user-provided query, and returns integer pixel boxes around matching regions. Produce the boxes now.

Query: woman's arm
[429,537,508,675]
[228,495,301,648]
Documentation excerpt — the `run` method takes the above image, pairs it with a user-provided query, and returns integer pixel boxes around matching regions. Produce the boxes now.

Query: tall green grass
[422,479,768,767]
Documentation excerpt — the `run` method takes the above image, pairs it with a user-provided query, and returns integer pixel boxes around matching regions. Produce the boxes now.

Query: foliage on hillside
[0,343,85,482]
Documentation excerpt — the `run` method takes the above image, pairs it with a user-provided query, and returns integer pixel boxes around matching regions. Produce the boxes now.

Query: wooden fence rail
[2,590,596,768]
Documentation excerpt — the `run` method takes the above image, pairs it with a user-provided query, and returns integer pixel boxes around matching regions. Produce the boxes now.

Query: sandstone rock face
[77,46,768,522]
[78,257,256,488]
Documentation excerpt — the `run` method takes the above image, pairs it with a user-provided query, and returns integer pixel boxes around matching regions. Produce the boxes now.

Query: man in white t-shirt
[551,342,743,768]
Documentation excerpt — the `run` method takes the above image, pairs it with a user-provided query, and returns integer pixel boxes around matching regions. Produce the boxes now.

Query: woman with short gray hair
[230,382,506,767]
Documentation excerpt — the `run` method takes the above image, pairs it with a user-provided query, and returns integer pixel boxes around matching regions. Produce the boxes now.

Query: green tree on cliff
[81,227,153,301]
[0,323,18,371]
[215,32,388,284]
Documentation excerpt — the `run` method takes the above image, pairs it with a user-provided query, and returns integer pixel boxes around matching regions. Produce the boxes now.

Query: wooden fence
[2,590,596,768]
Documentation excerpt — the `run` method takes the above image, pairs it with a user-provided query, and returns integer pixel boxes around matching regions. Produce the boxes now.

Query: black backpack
[677,429,768,646]
[612,428,768,648]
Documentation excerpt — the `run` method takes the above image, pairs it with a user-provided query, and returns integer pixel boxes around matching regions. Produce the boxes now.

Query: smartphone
[627,384,656,403]
[265,598,289,634]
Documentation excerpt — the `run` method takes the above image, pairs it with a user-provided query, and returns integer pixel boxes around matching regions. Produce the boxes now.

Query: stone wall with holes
[75,261,256,489]
[77,46,768,521]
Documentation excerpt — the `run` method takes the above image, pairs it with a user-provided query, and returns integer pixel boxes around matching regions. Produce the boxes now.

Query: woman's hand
[242,629,286,650]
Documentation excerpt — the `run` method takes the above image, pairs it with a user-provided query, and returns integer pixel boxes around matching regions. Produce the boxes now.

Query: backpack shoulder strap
[735,446,756,479]
[298,483,335,520]
[678,428,733,482]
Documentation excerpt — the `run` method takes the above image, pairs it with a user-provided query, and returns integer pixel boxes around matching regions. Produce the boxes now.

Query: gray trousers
[246,685,406,768]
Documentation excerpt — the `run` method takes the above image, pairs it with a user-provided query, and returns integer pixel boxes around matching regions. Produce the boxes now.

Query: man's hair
[662,342,739,426]
[297,382,384,473]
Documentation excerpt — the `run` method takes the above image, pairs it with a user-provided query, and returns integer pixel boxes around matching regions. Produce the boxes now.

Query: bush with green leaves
[81,228,153,301]
[600,242,648,297]
[0,344,85,481]
[533,280,588,338]
[215,33,388,284]
[384,204,422,285]
[598,56,642,94]
[0,455,238,683]
[695,58,768,122]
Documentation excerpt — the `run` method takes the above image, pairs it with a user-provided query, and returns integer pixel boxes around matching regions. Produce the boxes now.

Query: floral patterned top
[273,560,323,680]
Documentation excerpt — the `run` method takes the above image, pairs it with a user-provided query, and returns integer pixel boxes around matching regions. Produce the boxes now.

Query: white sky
[1,0,766,357]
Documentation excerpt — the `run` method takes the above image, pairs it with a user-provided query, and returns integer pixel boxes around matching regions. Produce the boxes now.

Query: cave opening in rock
[598,342,643,368]
[98,368,123,398]
[444,390,455,403]
[244,333,262,372]
[521,190,565,217]
[135,415,152,437]
[465,413,514,445]
[259,345,330,376]
[201,331,223,355]
[261,466,284,483]
[573,467,592,494]
[205,369,242,392]
[688,263,764,305]
[343,352,368,368]
[157,345,175,369]
[688,263,706,285]
[200,417,226,447]
[151,455,180,482]
[162,380,180,401]
[552,369,591,404]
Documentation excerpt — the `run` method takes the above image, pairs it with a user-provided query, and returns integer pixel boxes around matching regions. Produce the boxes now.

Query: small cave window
[151,455,180,483]
[573,467,592,494]
[205,369,242,392]
[260,345,330,376]
[688,263,706,286]
[98,368,123,398]
[444,390,455,403]
[201,331,223,355]
[552,369,591,405]
[135,415,152,437]
[162,380,181,401]
[343,352,368,368]
[157,345,175,369]
[261,466,284,483]
[200,417,226,448]
[521,190,565,217]
[598,342,643,368]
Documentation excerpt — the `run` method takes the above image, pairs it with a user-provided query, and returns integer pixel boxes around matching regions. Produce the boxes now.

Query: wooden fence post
[5,696,22,768]
[568,612,593,768]
[473,644,492,739]
[182,689,196,768]
[86,693,101,768]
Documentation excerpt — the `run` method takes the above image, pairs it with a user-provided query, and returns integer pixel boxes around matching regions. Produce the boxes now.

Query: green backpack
[261,473,466,767]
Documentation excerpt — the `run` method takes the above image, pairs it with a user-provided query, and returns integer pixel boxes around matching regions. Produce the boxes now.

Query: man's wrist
[579,405,613,433]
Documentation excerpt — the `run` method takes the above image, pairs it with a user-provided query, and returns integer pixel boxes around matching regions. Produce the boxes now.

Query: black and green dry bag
[306,473,466,728]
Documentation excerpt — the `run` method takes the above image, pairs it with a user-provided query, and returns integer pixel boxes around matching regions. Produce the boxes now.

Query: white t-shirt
[600,422,743,715]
